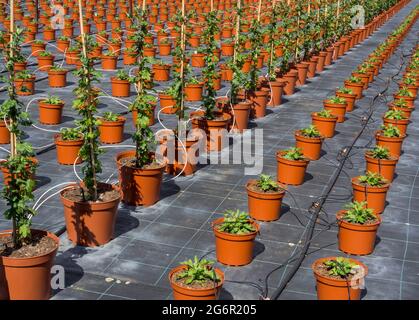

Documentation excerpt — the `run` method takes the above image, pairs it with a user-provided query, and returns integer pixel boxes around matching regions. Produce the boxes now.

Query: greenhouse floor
[1,1,419,300]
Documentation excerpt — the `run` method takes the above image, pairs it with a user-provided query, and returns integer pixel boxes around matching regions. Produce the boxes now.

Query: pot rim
[169,265,225,293]
[245,179,286,197]
[60,182,121,205]
[212,217,259,238]
[312,256,369,282]
[336,210,381,228]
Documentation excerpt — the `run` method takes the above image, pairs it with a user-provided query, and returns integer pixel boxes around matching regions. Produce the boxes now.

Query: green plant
[403,77,415,86]
[38,50,52,57]
[381,124,401,137]
[384,109,406,120]
[15,70,33,79]
[33,39,45,45]
[327,96,346,104]
[316,109,334,118]
[102,111,119,122]
[347,76,362,84]
[323,257,358,278]
[282,147,305,161]
[60,127,82,141]
[358,171,387,187]
[342,201,377,224]
[58,35,69,41]
[337,87,353,95]
[49,64,66,72]
[175,256,220,285]
[396,87,414,97]
[43,95,63,105]
[393,98,409,108]
[369,145,390,159]
[256,174,282,192]
[300,125,321,138]
[217,209,256,235]
[115,69,130,81]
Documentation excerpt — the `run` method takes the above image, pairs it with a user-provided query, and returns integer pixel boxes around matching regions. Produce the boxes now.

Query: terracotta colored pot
[212,217,259,266]
[336,92,356,112]
[248,90,268,118]
[37,55,54,72]
[169,265,224,300]
[365,152,398,182]
[296,63,309,86]
[158,43,171,56]
[344,81,364,99]
[153,64,170,81]
[0,157,38,185]
[221,43,234,57]
[383,117,409,136]
[323,100,347,123]
[375,131,405,157]
[232,101,251,132]
[191,53,205,67]
[185,83,203,101]
[54,134,83,165]
[316,52,327,72]
[352,72,370,89]
[39,101,64,125]
[56,39,70,52]
[159,93,178,114]
[144,47,156,57]
[47,70,67,87]
[99,116,126,144]
[14,77,35,96]
[311,113,338,138]
[337,210,381,255]
[14,62,26,71]
[0,229,59,300]
[111,78,130,97]
[282,70,298,95]
[267,80,286,107]
[276,151,309,185]
[352,177,390,214]
[324,47,334,66]
[246,179,285,221]
[170,137,200,176]
[60,183,121,247]
[116,150,165,206]
[307,57,318,78]
[388,103,414,119]
[393,94,415,108]
[0,121,11,144]
[312,257,368,300]
[295,131,324,161]
[191,112,231,152]
[101,55,118,70]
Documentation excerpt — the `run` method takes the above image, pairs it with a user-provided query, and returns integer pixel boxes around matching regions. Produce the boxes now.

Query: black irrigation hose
[268,20,415,300]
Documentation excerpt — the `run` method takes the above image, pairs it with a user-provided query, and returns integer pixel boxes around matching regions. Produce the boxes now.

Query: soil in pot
[60,183,121,247]
[0,230,59,300]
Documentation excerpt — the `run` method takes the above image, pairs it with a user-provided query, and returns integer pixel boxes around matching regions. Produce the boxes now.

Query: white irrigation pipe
[95,91,131,109]
[73,156,82,181]
[0,147,10,154]
[32,181,76,211]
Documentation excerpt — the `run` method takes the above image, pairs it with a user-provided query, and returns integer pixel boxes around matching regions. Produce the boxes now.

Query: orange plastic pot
[276,151,309,185]
[191,53,205,67]
[311,113,338,138]
[171,138,200,176]
[323,100,347,123]
[282,70,298,95]
[383,117,409,136]
[393,94,415,108]
[158,43,171,56]
[37,55,54,71]
[352,73,370,89]
[54,134,83,165]
[14,62,26,71]
[191,113,231,152]
[60,183,121,247]
[101,55,117,70]
[14,77,35,96]
[324,47,334,66]
[246,179,285,221]
[47,70,67,87]
[232,101,251,132]
[159,93,178,114]
[212,217,259,266]
[312,257,368,300]
[0,121,11,144]
[267,80,286,107]
[221,42,234,56]
[99,116,126,144]
[0,157,38,185]
[153,64,170,81]
[111,78,130,97]
[56,39,70,52]
[169,265,224,300]
[316,52,327,72]
[352,177,390,214]
[365,152,398,182]
[0,230,59,300]
[307,57,318,78]
[38,101,64,125]
[344,81,364,99]
[295,131,324,160]
[116,150,165,206]
[296,63,309,86]
[185,83,203,101]
[337,211,381,255]
[336,92,356,112]
[375,131,405,157]
[248,90,268,118]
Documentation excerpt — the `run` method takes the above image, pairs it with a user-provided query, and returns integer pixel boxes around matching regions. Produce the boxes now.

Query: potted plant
[98,111,126,144]
[56,35,70,52]
[14,70,35,96]
[388,98,414,119]
[336,87,356,112]
[311,109,338,138]
[212,209,259,266]
[60,33,121,247]
[312,257,367,300]
[352,171,390,215]
[344,76,364,99]
[295,125,324,160]
[337,201,381,255]
[375,124,405,157]
[169,256,224,300]
[394,87,415,107]
[152,60,171,81]
[276,147,310,185]
[323,96,347,123]
[0,26,59,300]
[246,174,286,222]
[116,7,165,207]
[383,109,409,135]
[365,145,398,182]
[38,95,64,125]
[101,51,118,70]
[54,127,84,165]
[111,69,131,97]
[184,76,204,101]
[37,50,54,71]
[47,64,68,88]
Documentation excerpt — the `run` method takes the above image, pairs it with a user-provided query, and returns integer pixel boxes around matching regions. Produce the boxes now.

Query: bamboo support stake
[233,0,241,63]
[77,0,87,58]
[268,0,276,77]
[179,0,185,119]
[211,0,213,12]
[9,0,17,158]
[142,0,146,12]
[257,0,262,22]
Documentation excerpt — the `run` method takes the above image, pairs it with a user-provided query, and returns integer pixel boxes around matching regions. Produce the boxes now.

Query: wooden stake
[179,0,185,118]
[268,0,276,77]
[233,0,241,63]
[142,0,146,11]
[77,0,87,58]
[211,0,213,12]
[257,0,262,22]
